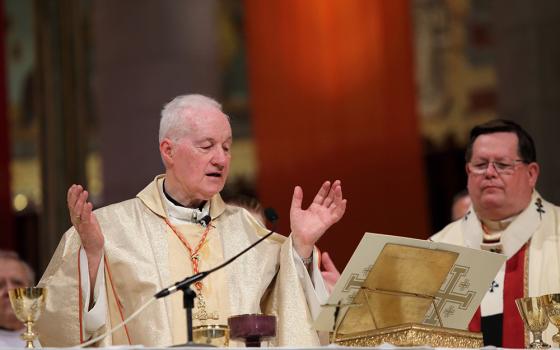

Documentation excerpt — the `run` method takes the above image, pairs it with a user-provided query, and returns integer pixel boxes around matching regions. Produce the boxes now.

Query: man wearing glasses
[431,119,559,348]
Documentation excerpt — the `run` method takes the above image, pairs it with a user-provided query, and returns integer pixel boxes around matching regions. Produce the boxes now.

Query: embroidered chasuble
[431,191,560,347]
[36,175,321,347]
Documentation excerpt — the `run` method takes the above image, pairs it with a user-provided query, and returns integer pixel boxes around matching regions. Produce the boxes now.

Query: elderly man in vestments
[431,119,560,348]
[36,94,346,347]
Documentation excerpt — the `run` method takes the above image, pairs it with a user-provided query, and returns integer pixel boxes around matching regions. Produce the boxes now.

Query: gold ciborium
[541,293,560,346]
[8,287,46,348]
[516,296,551,348]
[193,324,229,346]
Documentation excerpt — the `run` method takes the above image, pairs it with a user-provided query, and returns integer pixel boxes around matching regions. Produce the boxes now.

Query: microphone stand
[162,271,208,347]
[156,209,278,347]
[181,287,198,347]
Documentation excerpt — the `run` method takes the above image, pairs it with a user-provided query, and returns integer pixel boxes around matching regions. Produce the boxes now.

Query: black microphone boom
[154,208,279,299]
[154,272,207,298]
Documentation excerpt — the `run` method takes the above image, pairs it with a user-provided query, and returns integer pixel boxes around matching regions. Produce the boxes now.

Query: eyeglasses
[467,159,526,175]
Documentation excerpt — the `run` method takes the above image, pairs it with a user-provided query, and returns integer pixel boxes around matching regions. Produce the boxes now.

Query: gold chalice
[8,287,47,348]
[516,296,551,348]
[541,293,560,346]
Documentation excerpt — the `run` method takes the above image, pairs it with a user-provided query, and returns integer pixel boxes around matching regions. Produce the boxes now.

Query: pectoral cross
[193,295,219,323]
[489,280,499,293]
[535,198,545,219]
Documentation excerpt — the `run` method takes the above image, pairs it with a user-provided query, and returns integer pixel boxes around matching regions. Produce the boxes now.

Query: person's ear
[160,139,174,165]
[527,162,540,188]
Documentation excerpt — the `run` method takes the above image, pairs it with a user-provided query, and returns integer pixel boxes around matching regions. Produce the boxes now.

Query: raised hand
[290,180,347,259]
[67,184,104,293]
[67,184,104,254]
[320,251,341,294]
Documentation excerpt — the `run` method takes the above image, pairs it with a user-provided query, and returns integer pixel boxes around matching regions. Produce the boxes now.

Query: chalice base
[529,331,551,349]
[22,321,38,348]
[529,340,551,349]
[552,332,560,346]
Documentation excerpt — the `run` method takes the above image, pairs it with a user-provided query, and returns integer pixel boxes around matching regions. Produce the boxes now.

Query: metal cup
[516,296,551,349]
[8,287,46,349]
[540,293,560,346]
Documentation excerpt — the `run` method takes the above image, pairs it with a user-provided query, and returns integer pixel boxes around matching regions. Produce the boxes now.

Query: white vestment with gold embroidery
[36,175,324,347]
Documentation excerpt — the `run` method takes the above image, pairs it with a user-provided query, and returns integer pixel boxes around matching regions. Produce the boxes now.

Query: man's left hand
[320,251,341,294]
[290,180,347,259]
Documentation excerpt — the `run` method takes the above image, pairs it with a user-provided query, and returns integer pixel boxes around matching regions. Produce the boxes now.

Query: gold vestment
[36,175,320,347]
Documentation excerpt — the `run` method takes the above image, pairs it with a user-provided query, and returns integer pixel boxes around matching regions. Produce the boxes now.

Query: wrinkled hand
[68,184,104,303]
[320,251,341,294]
[290,180,347,259]
[67,184,104,257]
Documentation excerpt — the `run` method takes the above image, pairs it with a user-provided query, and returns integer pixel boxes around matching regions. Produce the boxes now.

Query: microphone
[264,207,278,223]
[155,208,279,299]
[198,214,211,227]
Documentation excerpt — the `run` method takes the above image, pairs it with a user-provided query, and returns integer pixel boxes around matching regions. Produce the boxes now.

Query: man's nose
[484,162,499,177]
[5,279,14,290]
[212,149,228,167]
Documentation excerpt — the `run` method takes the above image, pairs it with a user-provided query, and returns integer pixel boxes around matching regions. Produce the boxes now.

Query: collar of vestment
[159,180,210,225]
[461,191,549,258]
[136,174,226,221]
[481,216,516,232]
[479,216,517,245]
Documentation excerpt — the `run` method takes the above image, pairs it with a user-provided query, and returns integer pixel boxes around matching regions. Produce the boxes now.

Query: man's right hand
[67,184,104,298]
[68,184,104,254]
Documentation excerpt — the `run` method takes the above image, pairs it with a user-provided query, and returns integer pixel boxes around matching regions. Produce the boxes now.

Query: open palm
[290,180,347,258]
[67,184,105,255]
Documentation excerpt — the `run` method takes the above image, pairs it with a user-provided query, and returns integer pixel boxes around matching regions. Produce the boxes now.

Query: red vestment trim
[502,243,527,348]
[468,307,481,332]
[104,254,132,344]
[78,247,84,343]
[467,244,527,347]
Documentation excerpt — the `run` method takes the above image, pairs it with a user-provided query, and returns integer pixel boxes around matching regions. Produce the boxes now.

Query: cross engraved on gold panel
[343,273,366,292]
[424,265,475,325]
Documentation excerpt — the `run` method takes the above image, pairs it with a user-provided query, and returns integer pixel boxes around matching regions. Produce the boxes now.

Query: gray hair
[0,250,35,285]
[159,94,227,143]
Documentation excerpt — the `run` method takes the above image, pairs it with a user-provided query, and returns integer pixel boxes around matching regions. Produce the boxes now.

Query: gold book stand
[331,244,483,348]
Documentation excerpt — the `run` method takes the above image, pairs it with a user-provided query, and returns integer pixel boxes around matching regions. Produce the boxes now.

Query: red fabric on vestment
[502,244,527,348]
[467,244,527,348]
[468,307,481,332]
